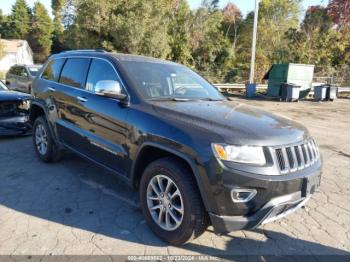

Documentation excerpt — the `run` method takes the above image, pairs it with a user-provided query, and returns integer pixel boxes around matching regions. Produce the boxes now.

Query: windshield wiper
[197,98,224,101]
[148,97,224,102]
[148,97,191,102]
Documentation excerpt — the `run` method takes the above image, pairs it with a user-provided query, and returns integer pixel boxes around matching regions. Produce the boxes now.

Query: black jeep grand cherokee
[30,50,322,245]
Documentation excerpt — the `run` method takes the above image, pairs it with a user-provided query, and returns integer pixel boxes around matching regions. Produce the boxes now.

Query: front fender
[131,141,216,213]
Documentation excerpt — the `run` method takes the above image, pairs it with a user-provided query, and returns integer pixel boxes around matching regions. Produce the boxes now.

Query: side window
[19,67,27,77]
[59,58,90,88]
[85,59,120,92]
[13,67,21,76]
[42,58,65,82]
[9,66,17,75]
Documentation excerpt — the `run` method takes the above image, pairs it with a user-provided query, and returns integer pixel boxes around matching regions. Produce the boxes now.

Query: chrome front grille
[273,139,320,174]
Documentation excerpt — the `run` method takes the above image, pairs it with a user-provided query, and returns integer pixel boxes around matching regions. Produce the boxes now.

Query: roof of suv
[53,50,177,66]
[10,64,42,68]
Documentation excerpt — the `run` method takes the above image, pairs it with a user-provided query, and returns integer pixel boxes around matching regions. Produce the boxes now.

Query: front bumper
[210,191,312,233]
[208,161,322,233]
[0,116,31,136]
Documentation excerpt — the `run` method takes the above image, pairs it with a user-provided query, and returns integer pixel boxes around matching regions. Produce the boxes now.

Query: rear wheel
[140,157,208,245]
[32,116,61,162]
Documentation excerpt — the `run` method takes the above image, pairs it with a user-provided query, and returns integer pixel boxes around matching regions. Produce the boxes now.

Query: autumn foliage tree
[6,0,31,39]
[168,0,193,64]
[0,0,53,62]
[327,0,350,30]
[327,0,350,84]
[222,3,242,53]
[63,0,172,58]
[286,6,336,70]
[51,0,66,53]
[27,2,54,62]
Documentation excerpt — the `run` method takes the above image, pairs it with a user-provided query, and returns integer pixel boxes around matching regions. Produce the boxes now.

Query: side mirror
[95,80,127,100]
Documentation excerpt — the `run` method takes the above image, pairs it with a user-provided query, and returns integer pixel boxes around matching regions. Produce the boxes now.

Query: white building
[0,39,34,73]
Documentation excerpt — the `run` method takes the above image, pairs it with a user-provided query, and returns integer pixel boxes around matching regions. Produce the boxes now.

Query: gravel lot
[0,98,349,257]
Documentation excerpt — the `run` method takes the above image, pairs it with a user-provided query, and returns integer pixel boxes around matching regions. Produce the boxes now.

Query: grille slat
[298,145,305,167]
[276,148,286,171]
[286,147,294,169]
[309,141,317,160]
[291,146,298,170]
[307,142,313,162]
[281,147,290,171]
[302,144,309,165]
[294,146,302,167]
[274,139,319,174]
[312,140,319,158]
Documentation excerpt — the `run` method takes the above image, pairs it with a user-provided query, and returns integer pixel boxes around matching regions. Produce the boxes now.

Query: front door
[75,58,129,176]
[7,67,19,90]
[17,67,29,92]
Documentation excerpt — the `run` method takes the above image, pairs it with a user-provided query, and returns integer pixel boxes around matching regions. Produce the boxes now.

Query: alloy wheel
[35,124,48,155]
[146,175,184,231]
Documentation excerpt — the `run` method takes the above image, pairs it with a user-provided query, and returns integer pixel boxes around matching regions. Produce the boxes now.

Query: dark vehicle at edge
[30,50,322,245]
[0,80,31,136]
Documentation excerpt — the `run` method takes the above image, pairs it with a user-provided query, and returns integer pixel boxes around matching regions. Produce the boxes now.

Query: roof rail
[61,49,107,53]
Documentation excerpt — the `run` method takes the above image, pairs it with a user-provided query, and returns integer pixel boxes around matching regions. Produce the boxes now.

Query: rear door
[54,57,92,154]
[38,57,66,129]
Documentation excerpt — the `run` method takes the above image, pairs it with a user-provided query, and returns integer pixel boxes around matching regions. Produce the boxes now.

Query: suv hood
[152,100,309,146]
[0,91,31,101]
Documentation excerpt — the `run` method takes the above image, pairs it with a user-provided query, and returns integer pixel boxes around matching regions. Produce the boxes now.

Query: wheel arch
[131,142,211,212]
[30,101,59,145]
[29,102,46,124]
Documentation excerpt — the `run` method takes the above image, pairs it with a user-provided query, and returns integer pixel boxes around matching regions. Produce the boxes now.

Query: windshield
[122,61,224,101]
[0,80,8,90]
[28,67,40,76]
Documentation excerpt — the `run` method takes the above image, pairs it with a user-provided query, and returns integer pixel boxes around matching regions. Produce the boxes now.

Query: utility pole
[249,0,260,84]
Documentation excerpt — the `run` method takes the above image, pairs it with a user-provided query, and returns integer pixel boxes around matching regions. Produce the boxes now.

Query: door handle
[77,96,88,103]
[48,87,55,92]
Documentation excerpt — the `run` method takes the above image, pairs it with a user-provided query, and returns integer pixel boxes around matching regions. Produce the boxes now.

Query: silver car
[5,64,42,94]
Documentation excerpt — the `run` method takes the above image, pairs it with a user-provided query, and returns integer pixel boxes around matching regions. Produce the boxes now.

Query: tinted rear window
[42,58,65,81]
[59,58,90,88]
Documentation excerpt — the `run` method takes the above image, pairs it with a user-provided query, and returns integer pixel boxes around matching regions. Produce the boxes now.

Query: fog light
[231,189,257,203]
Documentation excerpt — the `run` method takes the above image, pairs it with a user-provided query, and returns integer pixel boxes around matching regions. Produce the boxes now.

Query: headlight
[212,144,266,165]
[18,100,31,110]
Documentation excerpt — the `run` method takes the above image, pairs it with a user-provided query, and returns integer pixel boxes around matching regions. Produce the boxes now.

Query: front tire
[32,116,61,163]
[140,157,208,245]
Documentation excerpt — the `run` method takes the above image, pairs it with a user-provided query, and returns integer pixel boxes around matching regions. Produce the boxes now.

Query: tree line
[0,0,349,84]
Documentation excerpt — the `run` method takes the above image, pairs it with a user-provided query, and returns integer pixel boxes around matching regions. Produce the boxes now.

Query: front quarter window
[86,59,121,92]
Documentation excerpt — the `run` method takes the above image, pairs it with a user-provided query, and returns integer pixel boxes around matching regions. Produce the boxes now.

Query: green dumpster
[263,63,314,99]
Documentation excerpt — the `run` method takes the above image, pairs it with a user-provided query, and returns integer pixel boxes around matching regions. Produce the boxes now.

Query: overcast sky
[1,0,327,16]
